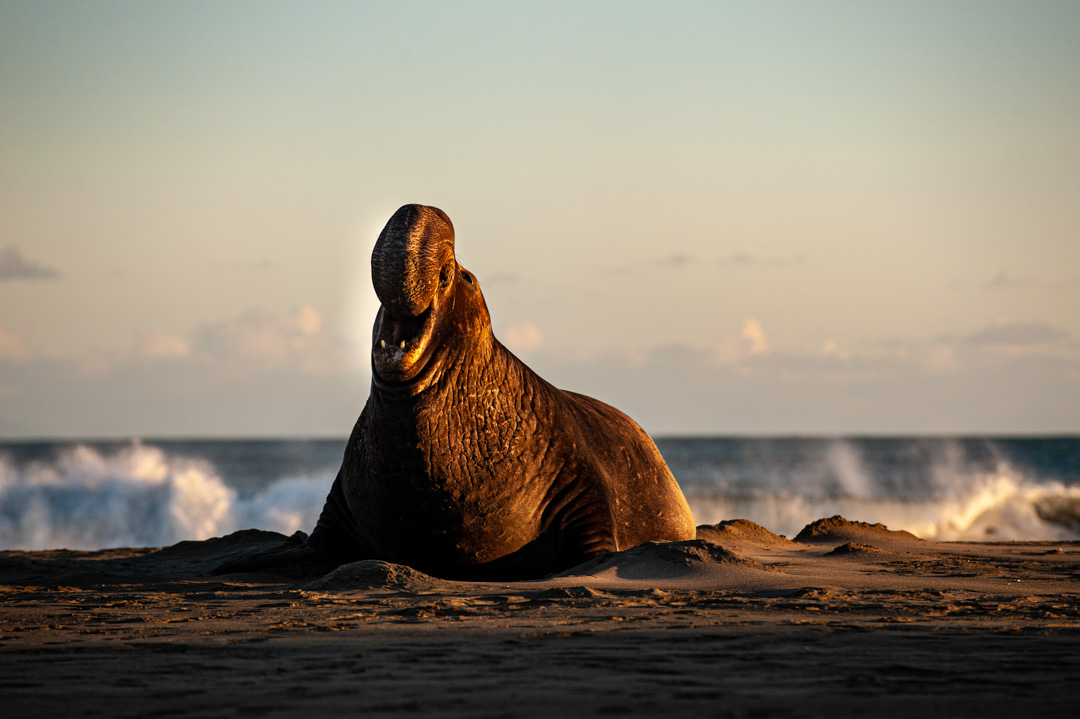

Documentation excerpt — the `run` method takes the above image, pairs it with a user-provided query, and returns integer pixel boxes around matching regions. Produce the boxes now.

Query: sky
[1,0,1078,438]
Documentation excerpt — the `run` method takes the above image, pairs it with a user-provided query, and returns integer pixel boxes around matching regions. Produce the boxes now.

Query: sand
[2,516,1078,718]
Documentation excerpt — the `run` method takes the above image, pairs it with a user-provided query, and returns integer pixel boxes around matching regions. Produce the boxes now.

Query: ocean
[1,436,1078,551]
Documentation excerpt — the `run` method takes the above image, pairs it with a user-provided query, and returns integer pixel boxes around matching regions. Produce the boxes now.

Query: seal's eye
[439,264,453,288]
[461,271,474,286]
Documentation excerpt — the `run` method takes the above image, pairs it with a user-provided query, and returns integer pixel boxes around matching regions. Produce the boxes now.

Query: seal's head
[370,204,490,396]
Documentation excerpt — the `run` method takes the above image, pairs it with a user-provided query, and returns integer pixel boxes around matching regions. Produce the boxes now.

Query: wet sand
[2,517,1079,717]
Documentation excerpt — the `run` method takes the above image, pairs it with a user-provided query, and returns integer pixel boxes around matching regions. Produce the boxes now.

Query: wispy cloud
[716,252,805,268]
[965,317,1071,349]
[0,247,60,281]
[0,305,371,436]
[136,331,192,360]
[6,305,349,380]
[660,251,805,270]
[983,271,1035,290]
[516,316,1080,433]
[656,253,695,269]
[982,271,1079,291]
[0,321,32,361]
[534,315,1079,390]
[27,305,356,378]
[185,305,345,374]
[614,251,805,276]
[500,321,545,355]
[713,318,772,364]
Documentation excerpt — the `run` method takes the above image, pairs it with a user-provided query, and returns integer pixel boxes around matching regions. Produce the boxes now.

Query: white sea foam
[686,444,1080,541]
[0,442,326,551]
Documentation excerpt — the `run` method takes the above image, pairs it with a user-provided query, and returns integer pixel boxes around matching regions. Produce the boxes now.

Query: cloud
[918,345,959,373]
[965,318,1071,348]
[983,271,1035,290]
[714,318,771,364]
[35,305,351,377]
[137,331,192,360]
[500,321,545,354]
[0,322,32,361]
[821,340,850,362]
[716,252,805,268]
[0,247,60,281]
[740,318,770,355]
[862,320,1079,375]
[982,271,1079,291]
[535,315,1080,406]
[515,317,1080,435]
[656,253,695,269]
[188,304,343,374]
[0,305,368,437]
[293,305,323,335]
[635,319,871,381]
[611,251,804,277]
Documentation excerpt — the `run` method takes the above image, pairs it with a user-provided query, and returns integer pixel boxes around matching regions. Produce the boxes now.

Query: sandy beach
[2,516,1078,718]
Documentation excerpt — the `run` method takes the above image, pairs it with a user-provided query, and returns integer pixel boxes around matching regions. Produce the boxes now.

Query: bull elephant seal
[226,204,695,580]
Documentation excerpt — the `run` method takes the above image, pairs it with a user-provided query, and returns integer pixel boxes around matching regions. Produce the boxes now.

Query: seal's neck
[369,336,532,475]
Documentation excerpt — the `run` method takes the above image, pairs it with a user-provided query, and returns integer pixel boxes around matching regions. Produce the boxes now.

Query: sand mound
[824,542,887,557]
[155,529,302,570]
[697,519,791,548]
[527,586,610,600]
[0,530,308,589]
[555,539,774,582]
[305,559,438,592]
[796,516,922,549]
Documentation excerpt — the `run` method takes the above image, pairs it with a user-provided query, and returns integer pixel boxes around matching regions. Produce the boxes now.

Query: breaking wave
[1,437,1077,550]
[0,442,327,551]
[680,439,1080,541]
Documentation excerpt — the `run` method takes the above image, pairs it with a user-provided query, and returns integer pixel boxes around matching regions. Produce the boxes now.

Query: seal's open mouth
[371,303,440,393]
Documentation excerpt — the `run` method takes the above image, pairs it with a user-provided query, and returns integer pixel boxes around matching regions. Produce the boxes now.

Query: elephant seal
[226,204,695,580]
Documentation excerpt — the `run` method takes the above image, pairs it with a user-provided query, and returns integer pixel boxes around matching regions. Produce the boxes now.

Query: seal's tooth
[380,339,386,348]
[400,340,406,349]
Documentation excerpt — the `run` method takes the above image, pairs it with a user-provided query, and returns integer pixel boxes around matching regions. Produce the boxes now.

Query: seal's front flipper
[212,470,366,578]
[305,468,366,560]
[555,484,619,568]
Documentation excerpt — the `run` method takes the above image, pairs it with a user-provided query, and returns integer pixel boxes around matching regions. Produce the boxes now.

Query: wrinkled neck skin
[366,268,536,490]
[371,285,503,422]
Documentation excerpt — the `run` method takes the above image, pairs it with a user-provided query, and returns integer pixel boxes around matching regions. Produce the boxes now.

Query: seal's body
[240,205,695,579]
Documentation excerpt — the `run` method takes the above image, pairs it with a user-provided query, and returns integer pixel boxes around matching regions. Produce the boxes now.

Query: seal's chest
[361,464,542,563]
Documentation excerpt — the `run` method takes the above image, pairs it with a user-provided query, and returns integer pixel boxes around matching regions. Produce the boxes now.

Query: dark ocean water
[1,437,1078,550]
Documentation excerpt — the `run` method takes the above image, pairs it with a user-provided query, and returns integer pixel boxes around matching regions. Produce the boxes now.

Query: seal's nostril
[371,204,456,316]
